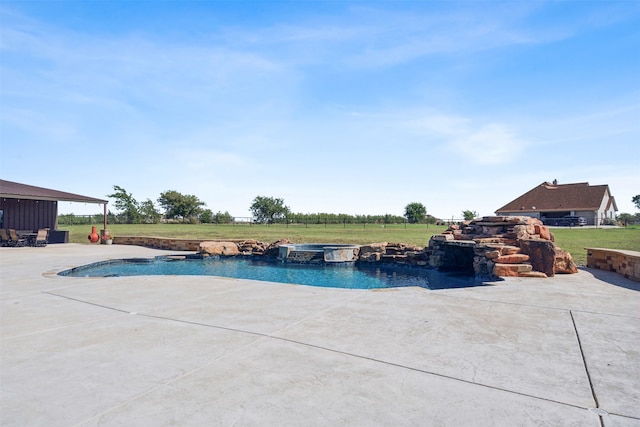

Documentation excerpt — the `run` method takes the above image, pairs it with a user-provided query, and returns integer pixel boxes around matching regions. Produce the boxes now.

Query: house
[495,181,618,226]
[0,179,107,242]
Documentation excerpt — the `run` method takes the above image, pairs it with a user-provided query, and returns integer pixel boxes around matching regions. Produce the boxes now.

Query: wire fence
[56,214,450,227]
[57,213,636,228]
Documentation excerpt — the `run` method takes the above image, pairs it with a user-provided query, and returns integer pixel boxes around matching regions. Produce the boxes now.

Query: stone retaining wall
[586,248,640,282]
[113,236,229,252]
[113,236,269,254]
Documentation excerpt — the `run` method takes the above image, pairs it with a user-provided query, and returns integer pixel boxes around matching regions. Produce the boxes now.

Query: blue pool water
[59,257,479,290]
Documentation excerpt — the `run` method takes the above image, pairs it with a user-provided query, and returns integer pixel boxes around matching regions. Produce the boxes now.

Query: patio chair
[0,229,9,246]
[8,229,26,247]
[34,229,48,247]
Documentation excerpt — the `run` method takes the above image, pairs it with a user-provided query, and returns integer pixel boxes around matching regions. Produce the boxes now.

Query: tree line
[92,186,440,225]
[63,186,640,226]
[103,185,233,224]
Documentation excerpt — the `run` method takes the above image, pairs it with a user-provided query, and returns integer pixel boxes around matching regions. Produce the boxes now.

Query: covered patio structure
[0,179,107,243]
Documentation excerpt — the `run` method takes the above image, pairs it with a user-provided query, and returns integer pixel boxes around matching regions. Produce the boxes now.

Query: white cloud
[450,123,525,165]
[404,113,527,165]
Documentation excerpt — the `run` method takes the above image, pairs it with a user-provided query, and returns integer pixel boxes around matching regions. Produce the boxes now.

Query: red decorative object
[88,226,100,243]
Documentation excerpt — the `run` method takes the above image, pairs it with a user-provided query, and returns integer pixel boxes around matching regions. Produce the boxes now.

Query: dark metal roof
[0,179,107,204]
[496,181,617,213]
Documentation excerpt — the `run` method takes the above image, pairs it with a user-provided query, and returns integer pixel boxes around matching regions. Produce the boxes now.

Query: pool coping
[2,244,639,426]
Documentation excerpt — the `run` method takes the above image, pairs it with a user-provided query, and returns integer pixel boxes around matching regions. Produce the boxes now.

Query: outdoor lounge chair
[0,229,9,246]
[34,229,48,247]
[8,229,26,247]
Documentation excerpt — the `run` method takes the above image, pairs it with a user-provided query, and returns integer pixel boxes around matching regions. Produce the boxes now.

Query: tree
[617,213,633,226]
[200,209,214,224]
[139,199,162,223]
[158,190,206,222]
[404,202,427,224]
[633,195,640,210]
[106,185,141,224]
[199,210,233,224]
[214,211,234,224]
[250,196,290,223]
[462,210,478,220]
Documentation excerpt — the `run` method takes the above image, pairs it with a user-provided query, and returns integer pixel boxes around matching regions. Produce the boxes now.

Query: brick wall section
[586,248,640,282]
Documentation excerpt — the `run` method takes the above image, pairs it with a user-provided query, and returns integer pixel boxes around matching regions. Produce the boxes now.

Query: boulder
[493,263,533,277]
[386,243,411,255]
[554,249,578,274]
[512,225,529,240]
[482,226,503,235]
[359,242,388,255]
[237,240,265,254]
[484,250,501,259]
[534,225,552,241]
[501,245,521,255]
[199,241,240,256]
[431,234,454,242]
[505,216,532,225]
[495,254,530,264]
[360,252,381,263]
[483,216,507,222]
[382,254,409,264]
[519,239,556,277]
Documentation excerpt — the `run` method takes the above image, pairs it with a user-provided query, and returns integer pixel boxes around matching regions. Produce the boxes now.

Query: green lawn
[549,226,640,265]
[58,223,640,266]
[61,223,447,246]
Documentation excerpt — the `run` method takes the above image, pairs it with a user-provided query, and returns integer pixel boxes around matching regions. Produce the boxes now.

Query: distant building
[495,181,617,225]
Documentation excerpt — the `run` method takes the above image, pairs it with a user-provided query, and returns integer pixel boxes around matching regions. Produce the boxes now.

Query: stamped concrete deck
[1,244,639,426]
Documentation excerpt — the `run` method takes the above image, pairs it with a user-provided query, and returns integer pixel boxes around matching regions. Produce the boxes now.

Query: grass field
[59,223,640,266]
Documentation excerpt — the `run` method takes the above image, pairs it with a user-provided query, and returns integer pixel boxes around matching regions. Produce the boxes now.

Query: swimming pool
[59,256,479,290]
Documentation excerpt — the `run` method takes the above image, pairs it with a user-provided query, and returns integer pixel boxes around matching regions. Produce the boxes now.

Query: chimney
[552,179,558,185]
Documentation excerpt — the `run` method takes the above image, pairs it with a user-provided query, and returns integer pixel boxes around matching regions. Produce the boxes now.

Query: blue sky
[2,1,639,219]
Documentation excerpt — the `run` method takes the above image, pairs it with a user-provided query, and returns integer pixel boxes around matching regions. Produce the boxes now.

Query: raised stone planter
[587,248,640,282]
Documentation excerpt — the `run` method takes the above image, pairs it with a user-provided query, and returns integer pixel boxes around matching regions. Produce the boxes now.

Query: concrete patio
[1,244,639,426]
